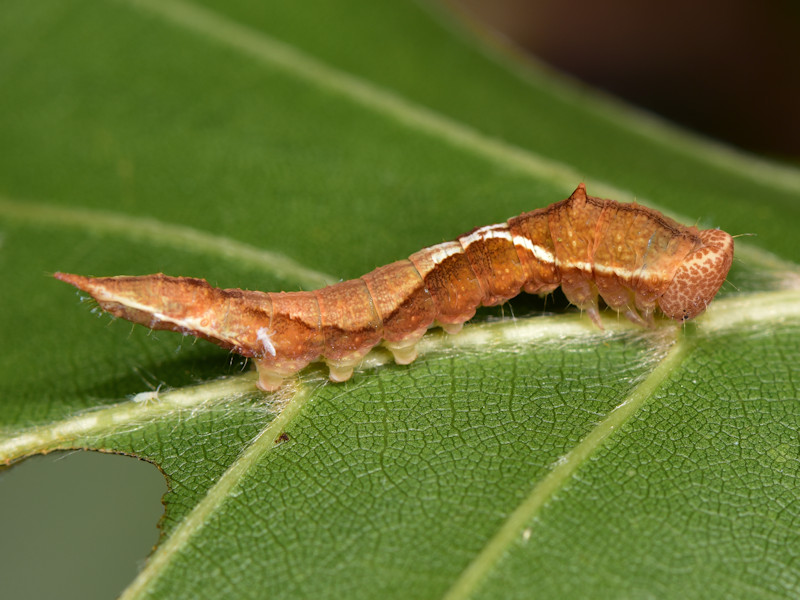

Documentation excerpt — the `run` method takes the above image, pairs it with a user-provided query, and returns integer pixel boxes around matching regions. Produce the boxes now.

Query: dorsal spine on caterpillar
[55,184,734,391]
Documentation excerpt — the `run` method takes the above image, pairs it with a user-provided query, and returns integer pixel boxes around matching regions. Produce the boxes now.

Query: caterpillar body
[56,185,733,391]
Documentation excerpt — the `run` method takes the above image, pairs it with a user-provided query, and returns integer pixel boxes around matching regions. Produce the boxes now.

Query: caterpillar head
[658,229,734,321]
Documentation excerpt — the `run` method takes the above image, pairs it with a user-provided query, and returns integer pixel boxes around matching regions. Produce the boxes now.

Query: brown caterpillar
[55,185,733,391]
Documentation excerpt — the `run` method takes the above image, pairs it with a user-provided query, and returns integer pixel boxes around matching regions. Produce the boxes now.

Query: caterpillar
[55,184,733,391]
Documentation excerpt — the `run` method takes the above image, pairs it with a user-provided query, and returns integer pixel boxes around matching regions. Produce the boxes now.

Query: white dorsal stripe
[427,228,642,282]
[511,235,556,265]
[556,259,593,273]
[427,242,464,266]
[593,263,636,280]
[459,223,510,247]
[89,287,240,346]
[555,261,640,282]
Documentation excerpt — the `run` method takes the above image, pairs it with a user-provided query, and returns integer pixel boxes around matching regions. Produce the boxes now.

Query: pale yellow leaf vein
[1,290,788,460]
[119,0,634,205]
[361,289,800,373]
[0,375,260,464]
[730,245,800,291]
[442,335,689,600]
[696,289,800,332]
[118,381,314,600]
[2,291,795,464]
[440,289,800,599]
[0,195,336,289]
[0,315,617,463]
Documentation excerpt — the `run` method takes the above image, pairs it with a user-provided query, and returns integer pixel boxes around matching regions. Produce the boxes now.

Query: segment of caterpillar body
[55,184,733,391]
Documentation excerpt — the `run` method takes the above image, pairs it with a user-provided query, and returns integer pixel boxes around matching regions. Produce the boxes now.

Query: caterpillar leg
[437,321,464,335]
[327,362,355,383]
[585,303,603,329]
[638,305,656,327]
[595,276,655,328]
[559,272,605,328]
[621,306,648,327]
[384,330,426,365]
[255,362,289,392]
[386,343,418,365]
[325,356,368,383]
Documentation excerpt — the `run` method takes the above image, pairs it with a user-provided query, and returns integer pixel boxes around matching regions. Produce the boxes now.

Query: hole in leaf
[0,451,166,600]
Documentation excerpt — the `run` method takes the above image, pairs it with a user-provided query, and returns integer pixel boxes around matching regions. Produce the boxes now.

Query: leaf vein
[0,194,336,288]
[120,0,638,204]
[441,332,689,600]
[118,380,315,600]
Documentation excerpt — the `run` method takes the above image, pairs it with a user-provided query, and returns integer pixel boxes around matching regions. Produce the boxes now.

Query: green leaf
[2,0,800,598]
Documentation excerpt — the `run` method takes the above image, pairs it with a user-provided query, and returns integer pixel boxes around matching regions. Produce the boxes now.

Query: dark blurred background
[449,0,800,162]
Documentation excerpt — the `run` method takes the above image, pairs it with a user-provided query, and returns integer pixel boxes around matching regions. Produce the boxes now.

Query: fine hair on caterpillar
[55,184,734,391]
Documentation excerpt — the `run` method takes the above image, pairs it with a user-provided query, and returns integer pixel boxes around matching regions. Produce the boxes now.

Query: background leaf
[1,0,799,598]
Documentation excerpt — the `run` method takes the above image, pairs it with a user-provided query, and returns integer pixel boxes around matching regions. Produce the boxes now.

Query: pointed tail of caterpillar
[55,184,733,391]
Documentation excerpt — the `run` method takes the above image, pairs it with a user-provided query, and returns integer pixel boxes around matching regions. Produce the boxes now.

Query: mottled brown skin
[55,184,734,391]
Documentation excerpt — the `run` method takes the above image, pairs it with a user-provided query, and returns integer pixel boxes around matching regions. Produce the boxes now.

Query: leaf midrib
[3,288,799,463]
